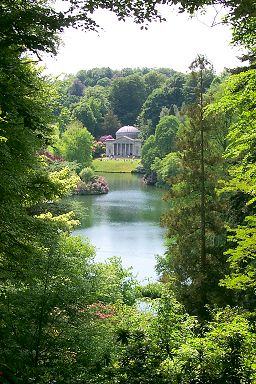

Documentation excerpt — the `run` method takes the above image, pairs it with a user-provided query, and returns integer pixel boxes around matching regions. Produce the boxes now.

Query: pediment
[114,136,135,142]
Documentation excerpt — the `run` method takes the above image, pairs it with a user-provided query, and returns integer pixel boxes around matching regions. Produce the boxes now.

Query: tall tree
[71,86,111,137]
[56,120,94,169]
[0,48,95,382]
[72,102,97,135]
[154,115,180,157]
[102,109,122,136]
[68,78,85,96]
[141,115,180,183]
[158,59,231,318]
[207,69,256,308]
[110,74,146,125]
[143,70,167,97]
[0,50,60,274]
[138,73,187,138]
[189,55,213,298]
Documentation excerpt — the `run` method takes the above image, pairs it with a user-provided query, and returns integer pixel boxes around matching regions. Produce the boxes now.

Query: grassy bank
[93,158,140,173]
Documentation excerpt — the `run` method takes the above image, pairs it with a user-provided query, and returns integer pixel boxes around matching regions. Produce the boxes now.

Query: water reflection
[72,173,168,281]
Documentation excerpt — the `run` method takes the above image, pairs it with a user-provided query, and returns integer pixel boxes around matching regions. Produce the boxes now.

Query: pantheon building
[105,125,142,158]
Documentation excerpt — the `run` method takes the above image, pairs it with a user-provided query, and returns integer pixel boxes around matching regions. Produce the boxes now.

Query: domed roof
[116,125,140,139]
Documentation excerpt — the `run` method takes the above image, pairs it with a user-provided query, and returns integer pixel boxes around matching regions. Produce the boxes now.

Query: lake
[73,173,168,282]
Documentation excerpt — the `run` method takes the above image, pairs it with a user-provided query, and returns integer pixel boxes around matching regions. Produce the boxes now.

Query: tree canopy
[1,0,255,59]
[1,0,256,382]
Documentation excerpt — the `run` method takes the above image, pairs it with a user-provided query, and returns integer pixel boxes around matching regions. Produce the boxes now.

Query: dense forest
[0,0,256,383]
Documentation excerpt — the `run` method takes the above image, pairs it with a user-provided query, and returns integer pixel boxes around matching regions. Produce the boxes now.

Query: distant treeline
[54,66,216,139]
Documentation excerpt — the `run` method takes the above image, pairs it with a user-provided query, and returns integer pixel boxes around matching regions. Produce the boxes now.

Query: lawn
[93,158,141,173]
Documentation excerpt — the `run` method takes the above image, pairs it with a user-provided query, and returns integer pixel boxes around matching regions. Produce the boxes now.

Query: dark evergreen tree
[102,109,122,136]
[158,57,232,318]
[69,78,85,96]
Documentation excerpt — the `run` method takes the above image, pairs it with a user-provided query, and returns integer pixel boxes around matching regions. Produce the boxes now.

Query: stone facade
[105,126,142,158]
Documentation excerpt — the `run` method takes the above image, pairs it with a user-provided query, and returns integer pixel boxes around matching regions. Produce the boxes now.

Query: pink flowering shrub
[84,302,115,319]
[99,135,113,142]
[74,176,109,195]
[92,141,106,158]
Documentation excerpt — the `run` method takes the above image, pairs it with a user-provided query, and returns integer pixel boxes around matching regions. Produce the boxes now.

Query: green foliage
[221,217,256,292]
[160,308,256,384]
[211,70,256,202]
[0,227,95,381]
[223,1,256,55]
[55,68,183,141]
[155,115,179,157]
[151,152,181,185]
[69,78,85,96]
[47,165,80,197]
[79,166,95,182]
[102,109,122,137]
[95,257,139,305]
[207,70,256,303]
[56,120,94,170]
[55,67,215,144]
[138,73,187,138]
[77,68,113,87]
[141,135,158,175]
[72,102,98,135]
[0,227,137,382]
[141,115,180,181]
[101,291,256,384]
[0,49,72,300]
[0,44,115,381]
[110,74,146,125]
[59,85,111,138]
[54,76,80,110]
[100,289,191,384]
[183,68,215,105]
[143,70,167,96]
[158,64,230,317]
[139,281,164,299]
[83,87,110,134]
[1,0,256,382]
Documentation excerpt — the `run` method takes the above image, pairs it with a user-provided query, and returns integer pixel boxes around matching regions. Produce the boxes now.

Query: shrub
[79,167,95,183]
[93,140,106,158]
[139,282,163,299]
[75,176,109,195]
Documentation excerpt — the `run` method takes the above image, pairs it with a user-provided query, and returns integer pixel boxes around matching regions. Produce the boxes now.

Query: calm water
[73,173,167,282]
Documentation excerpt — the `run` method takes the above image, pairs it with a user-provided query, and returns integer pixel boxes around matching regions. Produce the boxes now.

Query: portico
[114,142,133,156]
[105,125,142,158]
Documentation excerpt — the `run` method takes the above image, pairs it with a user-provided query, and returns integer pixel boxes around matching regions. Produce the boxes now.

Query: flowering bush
[99,135,113,142]
[75,175,109,195]
[87,302,115,319]
[92,140,106,158]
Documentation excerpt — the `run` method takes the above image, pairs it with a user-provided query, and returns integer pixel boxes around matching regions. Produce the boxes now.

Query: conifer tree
[159,57,231,318]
